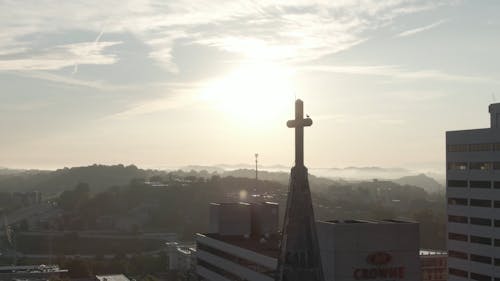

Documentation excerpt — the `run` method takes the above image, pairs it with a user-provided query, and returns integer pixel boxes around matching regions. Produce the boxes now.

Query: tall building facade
[446,103,500,281]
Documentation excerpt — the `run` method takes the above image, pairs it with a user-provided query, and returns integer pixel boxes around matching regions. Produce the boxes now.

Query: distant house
[96,274,130,281]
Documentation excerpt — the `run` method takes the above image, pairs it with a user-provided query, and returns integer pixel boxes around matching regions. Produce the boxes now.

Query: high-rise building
[446,103,500,281]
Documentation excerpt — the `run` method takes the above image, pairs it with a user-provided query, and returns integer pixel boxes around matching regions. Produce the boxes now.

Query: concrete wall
[209,203,251,236]
[251,202,279,236]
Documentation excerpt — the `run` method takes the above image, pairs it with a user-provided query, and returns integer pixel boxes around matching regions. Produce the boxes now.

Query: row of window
[448,162,500,171]
[448,215,500,227]
[448,180,500,189]
[449,250,500,265]
[448,267,500,281]
[197,243,275,276]
[448,143,500,153]
[448,197,500,208]
[448,232,500,246]
[197,259,243,281]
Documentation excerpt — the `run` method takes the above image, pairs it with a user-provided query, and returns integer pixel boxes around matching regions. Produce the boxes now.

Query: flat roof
[210,202,251,206]
[96,274,130,281]
[419,249,447,256]
[323,218,417,224]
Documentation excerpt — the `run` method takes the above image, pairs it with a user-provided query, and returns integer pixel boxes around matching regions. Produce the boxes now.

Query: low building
[195,202,422,281]
[0,264,67,280]
[166,242,197,271]
[419,250,447,281]
[96,274,130,281]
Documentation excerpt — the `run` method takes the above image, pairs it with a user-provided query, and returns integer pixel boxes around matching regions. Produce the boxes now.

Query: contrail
[72,28,105,75]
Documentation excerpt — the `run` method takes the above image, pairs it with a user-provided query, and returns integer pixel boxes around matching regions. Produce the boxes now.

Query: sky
[1,0,499,172]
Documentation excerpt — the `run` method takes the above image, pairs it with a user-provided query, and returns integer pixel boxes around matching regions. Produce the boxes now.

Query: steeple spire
[276,99,324,281]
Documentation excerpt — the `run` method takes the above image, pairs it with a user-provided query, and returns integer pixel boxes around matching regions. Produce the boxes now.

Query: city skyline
[1,1,500,170]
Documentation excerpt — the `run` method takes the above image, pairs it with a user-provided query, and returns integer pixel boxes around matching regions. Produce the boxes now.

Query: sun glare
[201,61,295,126]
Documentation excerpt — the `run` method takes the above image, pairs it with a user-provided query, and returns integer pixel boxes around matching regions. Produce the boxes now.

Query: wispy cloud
[300,64,499,84]
[0,41,121,71]
[316,113,405,125]
[0,0,453,72]
[14,71,125,91]
[397,19,448,37]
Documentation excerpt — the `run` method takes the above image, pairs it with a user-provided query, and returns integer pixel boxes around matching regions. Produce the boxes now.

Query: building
[196,202,280,281]
[96,274,130,281]
[420,250,447,281]
[166,242,197,271]
[317,219,421,281]
[195,202,422,281]
[0,264,67,280]
[446,103,500,281]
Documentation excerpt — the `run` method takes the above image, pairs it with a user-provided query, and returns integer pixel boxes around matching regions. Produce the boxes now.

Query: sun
[201,61,295,126]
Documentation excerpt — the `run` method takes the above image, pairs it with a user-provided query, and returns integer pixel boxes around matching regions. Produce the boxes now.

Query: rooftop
[324,218,417,224]
[419,249,447,256]
[96,274,130,281]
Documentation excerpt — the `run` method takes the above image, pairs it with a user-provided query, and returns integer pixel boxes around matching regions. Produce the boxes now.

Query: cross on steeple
[287,99,312,167]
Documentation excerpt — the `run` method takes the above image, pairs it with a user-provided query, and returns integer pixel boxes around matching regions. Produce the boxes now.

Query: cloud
[300,64,499,84]
[316,113,405,125]
[397,19,448,37]
[105,81,204,119]
[14,71,132,91]
[0,0,453,71]
[0,41,121,71]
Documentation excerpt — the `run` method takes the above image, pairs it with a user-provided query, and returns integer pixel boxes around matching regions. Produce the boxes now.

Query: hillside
[393,173,444,193]
[0,164,165,195]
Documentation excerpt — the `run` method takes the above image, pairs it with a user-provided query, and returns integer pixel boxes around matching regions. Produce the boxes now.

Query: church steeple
[276,99,324,281]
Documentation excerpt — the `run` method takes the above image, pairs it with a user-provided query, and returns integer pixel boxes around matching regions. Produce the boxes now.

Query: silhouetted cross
[287,99,312,167]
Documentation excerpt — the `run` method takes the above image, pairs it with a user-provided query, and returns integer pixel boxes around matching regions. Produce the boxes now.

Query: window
[470,162,491,170]
[496,239,500,247]
[495,220,500,227]
[448,180,468,188]
[470,181,491,188]
[494,143,500,151]
[470,217,492,226]
[495,258,500,266]
[470,143,492,151]
[197,242,275,276]
[449,268,468,278]
[494,201,500,208]
[470,272,491,281]
[470,235,491,245]
[448,198,468,205]
[448,144,468,152]
[493,162,500,170]
[449,215,468,224]
[448,250,468,260]
[448,162,468,170]
[470,199,492,207]
[449,232,468,242]
[197,260,242,280]
[470,254,492,264]
[495,181,500,189]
